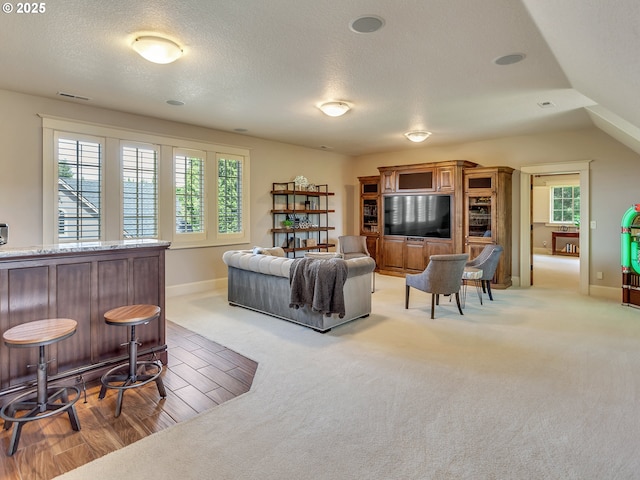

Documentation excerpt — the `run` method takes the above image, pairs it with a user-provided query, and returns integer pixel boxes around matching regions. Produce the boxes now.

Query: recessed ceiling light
[318,101,351,117]
[494,53,526,66]
[404,131,432,143]
[349,15,385,34]
[166,99,185,106]
[132,36,183,64]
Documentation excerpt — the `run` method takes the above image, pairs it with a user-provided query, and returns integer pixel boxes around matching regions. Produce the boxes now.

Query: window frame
[548,184,580,225]
[42,115,250,248]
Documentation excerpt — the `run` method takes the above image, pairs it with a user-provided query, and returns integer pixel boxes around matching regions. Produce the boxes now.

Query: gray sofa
[222,249,375,332]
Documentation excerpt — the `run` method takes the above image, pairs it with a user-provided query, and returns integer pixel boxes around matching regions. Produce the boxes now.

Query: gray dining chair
[405,253,469,319]
[339,235,375,292]
[465,244,503,301]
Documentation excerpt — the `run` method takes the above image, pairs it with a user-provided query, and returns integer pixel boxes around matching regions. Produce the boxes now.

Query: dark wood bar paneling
[0,241,169,398]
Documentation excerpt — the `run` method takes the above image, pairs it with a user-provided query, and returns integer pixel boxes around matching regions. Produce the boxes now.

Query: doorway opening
[519,160,591,295]
[531,173,581,292]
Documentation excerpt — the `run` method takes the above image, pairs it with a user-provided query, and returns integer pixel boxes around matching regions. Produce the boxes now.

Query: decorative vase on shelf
[293,175,308,190]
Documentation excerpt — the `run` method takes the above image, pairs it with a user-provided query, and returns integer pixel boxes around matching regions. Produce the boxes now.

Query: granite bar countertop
[0,239,171,259]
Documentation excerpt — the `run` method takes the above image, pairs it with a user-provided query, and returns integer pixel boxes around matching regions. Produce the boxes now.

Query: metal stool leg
[100,322,164,417]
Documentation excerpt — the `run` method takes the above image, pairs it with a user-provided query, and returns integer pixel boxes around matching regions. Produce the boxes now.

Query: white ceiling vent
[537,101,556,108]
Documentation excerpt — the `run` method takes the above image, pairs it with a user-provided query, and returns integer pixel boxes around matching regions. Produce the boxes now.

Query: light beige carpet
[57,274,640,479]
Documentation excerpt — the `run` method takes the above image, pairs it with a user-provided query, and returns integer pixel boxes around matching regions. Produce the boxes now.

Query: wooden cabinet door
[437,166,455,192]
[405,240,427,272]
[382,237,404,269]
[381,171,395,193]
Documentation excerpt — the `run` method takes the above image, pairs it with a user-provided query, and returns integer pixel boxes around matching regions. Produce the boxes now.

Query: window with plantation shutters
[174,150,205,236]
[217,154,243,235]
[43,116,250,246]
[122,143,158,238]
[56,135,103,241]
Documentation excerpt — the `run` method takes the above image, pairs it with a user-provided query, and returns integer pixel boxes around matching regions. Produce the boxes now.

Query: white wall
[0,89,353,290]
[352,129,640,289]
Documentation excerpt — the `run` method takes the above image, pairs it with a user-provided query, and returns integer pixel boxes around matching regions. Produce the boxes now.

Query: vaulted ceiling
[1,0,638,156]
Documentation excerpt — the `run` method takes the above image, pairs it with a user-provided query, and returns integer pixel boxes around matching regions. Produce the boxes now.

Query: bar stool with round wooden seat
[1,318,81,456]
[98,304,166,417]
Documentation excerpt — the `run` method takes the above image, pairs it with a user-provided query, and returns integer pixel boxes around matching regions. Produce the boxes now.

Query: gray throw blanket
[289,257,348,318]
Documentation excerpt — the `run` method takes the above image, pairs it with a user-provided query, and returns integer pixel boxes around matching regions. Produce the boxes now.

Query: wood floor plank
[41,414,84,455]
[191,347,238,371]
[109,413,149,447]
[170,363,221,393]
[13,440,62,480]
[54,443,95,475]
[226,366,255,386]
[139,409,177,434]
[185,334,227,353]
[172,384,219,413]
[169,345,211,369]
[2,320,257,480]
[160,367,191,391]
[206,386,237,405]
[197,364,250,396]
[216,349,258,374]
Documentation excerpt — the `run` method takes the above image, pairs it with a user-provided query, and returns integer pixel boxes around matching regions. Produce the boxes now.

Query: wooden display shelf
[283,243,335,254]
[552,231,579,256]
[270,226,336,233]
[271,209,336,214]
[271,189,334,196]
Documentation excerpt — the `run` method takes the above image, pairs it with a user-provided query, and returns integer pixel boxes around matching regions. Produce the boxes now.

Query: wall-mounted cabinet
[271,182,335,257]
[358,176,380,267]
[464,167,514,288]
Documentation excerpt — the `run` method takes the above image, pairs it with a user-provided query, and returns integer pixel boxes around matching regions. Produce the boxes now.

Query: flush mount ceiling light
[404,131,432,143]
[132,36,183,64]
[319,101,351,117]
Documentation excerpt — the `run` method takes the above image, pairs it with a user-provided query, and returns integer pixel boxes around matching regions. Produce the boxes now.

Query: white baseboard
[532,247,552,255]
[588,285,620,301]
[167,278,227,298]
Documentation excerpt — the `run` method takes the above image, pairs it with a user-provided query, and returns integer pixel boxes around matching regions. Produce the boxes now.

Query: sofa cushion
[223,250,292,278]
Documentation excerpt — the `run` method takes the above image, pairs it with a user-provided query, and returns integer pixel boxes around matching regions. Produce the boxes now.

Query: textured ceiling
[0,0,637,156]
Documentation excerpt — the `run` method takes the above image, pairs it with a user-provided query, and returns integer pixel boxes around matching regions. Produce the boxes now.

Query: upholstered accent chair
[465,244,503,301]
[405,253,469,319]
[339,235,375,292]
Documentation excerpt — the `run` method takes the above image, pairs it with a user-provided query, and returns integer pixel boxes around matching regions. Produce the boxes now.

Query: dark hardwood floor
[0,320,258,480]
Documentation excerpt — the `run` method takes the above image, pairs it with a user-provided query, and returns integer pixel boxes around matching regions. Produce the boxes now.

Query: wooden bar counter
[0,240,170,399]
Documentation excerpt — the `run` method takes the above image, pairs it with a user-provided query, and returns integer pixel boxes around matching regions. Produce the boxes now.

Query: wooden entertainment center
[359,161,513,288]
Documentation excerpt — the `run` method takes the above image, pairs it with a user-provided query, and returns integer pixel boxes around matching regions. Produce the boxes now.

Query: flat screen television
[383,194,451,238]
